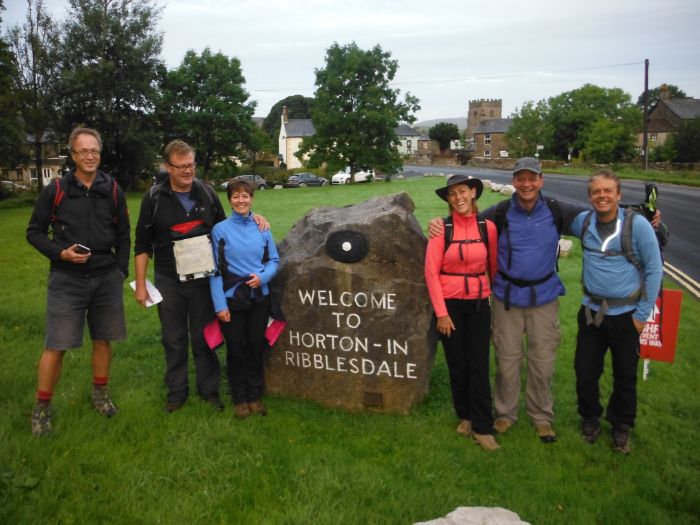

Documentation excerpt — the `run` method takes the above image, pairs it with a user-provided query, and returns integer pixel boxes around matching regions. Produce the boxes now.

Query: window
[650,133,657,142]
[484,150,491,158]
[484,134,491,145]
[406,139,412,151]
[29,168,38,182]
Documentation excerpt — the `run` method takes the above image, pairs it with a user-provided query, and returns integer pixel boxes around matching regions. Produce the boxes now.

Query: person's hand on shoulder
[427,217,445,239]
[253,214,270,232]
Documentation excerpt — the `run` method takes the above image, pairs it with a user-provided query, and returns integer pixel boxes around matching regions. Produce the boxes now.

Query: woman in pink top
[425,175,499,451]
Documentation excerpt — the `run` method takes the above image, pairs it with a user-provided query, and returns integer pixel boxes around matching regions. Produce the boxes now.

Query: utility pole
[643,58,649,171]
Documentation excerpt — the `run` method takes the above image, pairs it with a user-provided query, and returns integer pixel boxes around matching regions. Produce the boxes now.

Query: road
[401,165,700,298]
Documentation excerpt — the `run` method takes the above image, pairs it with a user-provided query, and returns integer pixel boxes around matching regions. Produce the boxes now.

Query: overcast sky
[3,0,699,122]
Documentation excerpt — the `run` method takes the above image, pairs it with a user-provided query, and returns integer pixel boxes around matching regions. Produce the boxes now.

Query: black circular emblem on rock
[325,230,369,263]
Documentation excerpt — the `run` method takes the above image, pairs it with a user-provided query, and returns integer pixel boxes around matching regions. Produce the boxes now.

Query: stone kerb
[266,192,438,414]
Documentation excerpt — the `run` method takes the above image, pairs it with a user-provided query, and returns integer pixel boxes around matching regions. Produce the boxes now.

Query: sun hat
[512,157,542,176]
[435,174,484,202]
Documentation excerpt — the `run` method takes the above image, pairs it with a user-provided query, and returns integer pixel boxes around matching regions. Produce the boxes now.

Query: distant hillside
[414,117,467,131]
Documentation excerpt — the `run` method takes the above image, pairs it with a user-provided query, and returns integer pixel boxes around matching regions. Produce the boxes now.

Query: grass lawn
[1,178,699,524]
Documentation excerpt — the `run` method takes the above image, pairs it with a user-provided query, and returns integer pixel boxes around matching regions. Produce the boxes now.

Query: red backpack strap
[50,178,66,223]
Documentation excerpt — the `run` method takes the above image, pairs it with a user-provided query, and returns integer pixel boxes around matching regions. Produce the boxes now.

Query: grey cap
[512,157,542,176]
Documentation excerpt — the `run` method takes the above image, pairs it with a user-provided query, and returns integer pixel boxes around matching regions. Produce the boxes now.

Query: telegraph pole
[643,59,649,171]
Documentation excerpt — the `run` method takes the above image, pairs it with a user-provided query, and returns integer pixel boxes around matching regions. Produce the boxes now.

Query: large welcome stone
[266,192,437,414]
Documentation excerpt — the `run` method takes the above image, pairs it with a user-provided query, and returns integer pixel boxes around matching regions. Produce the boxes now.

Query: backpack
[50,176,119,225]
[579,207,642,273]
[147,178,218,230]
[493,196,564,271]
[441,213,491,307]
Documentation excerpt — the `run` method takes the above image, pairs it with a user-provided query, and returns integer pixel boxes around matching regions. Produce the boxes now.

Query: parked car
[353,169,375,183]
[284,172,328,188]
[331,170,351,184]
[1,180,29,192]
[220,174,269,190]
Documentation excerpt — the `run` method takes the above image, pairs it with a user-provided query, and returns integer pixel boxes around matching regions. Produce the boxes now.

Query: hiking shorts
[45,269,127,350]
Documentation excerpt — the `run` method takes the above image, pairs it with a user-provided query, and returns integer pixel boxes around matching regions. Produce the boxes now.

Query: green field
[1,178,699,524]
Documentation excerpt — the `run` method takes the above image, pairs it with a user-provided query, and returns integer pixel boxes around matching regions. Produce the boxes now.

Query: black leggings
[441,299,494,434]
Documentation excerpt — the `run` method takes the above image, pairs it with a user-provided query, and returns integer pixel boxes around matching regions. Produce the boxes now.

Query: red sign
[640,289,683,363]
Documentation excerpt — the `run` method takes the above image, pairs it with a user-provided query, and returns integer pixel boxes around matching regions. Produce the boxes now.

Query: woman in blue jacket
[210,179,279,419]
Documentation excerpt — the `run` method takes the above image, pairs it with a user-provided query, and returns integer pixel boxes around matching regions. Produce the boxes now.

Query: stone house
[466,99,503,141]
[473,118,513,159]
[638,98,700,153]
[1,132,67,188]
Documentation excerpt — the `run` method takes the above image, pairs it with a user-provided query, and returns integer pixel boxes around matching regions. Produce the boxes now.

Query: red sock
[37,390,53,403]
[93,376,108,387]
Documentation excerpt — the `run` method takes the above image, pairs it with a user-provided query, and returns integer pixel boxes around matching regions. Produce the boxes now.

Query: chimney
[281,106,289,124]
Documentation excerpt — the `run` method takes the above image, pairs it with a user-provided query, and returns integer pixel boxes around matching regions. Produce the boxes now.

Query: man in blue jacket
[26,127,130,436]
[570,170,663,454]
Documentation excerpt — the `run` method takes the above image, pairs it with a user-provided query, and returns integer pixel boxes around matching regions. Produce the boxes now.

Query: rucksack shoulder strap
[50,178,67,223]
[544,196,564,235]
[442,215,454,254]
[493,199,510,235]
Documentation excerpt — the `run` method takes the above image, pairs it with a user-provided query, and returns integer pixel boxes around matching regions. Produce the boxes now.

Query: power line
[247,61,644,93]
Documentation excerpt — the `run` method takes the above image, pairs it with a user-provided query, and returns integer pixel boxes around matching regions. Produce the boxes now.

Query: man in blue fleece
[569,169,663,454]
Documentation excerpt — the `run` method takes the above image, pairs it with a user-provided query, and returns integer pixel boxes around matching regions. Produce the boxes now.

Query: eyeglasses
[73,149,101,158]
[168,161,196,172]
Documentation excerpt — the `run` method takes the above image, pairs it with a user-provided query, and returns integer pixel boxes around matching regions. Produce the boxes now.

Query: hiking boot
[233,403,251,420]
[535,423,557,444]
[92,387,119,418]
[612,424,631,455]
[472,432,501,451]
[164,401,185,413]
[493,418,513,434]
[456,419,472,436]
[582,420,601,443]
[31,402,53,437]
[248,400,267,416]
[205,395,225,412]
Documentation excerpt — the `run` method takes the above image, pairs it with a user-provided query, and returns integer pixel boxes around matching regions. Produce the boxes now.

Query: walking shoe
[31,402,53,437]
[535,423,557,444]
[248,400,267,416]
[472,432,501,451]
[612,424,631,455]
[582,420,601,443]
[493,418,513,434]
[164,401,185,413]
[205,395,225,412]
[233,403,251,419]
[91,387,119,418]
[456,419,472,436]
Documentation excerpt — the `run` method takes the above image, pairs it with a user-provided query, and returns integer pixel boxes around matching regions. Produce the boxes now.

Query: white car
[353,169,374,183]
[331,171,352,184]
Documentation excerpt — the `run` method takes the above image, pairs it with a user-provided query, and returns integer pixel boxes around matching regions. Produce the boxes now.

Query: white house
[278,107,315,169]
[395,124,421,155]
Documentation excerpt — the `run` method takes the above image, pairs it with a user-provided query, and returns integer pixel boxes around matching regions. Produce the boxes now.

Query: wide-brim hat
[435,174,484,202]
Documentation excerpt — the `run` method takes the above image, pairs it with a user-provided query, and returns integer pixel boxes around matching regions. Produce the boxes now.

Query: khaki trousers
[492,298,560,425]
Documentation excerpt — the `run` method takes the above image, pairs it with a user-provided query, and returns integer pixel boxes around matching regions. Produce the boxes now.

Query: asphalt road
[401,165,700,298]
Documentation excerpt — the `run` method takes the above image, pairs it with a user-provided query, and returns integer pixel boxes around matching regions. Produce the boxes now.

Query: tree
[637,83,688,108]
[8,0,59,191]
[262,94,314,139]
[241,126,273,172]
[56,0,164,188]
[298,42,419,175]
[0,0,25,168]
[505,100,549,158]
[583,119,636,163]
[667,119,700,163]
[159,48,255,178]
[546,84,640,161]
[429,122,459,153]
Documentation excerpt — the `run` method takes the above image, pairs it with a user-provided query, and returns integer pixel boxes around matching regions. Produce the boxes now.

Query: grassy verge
[1,179,698,524]
[548,165,700,187]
